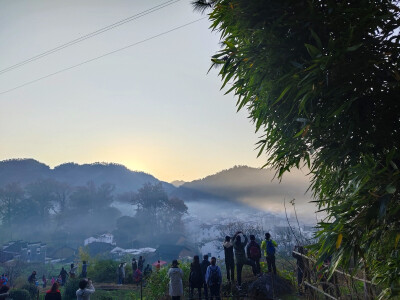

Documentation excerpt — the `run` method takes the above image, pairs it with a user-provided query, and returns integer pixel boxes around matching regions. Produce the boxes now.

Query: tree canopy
[194,0,400,296]
[132,183,188,237]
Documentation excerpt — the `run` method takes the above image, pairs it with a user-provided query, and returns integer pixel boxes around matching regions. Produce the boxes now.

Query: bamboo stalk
[292,251,374,284]
[303,281,337,300]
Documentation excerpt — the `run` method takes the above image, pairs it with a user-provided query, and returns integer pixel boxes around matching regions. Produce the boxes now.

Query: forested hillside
[0,159,173,192]
[174,165,308,200]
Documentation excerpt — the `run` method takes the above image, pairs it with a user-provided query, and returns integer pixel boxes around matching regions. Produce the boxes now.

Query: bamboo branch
[303,281,338,300]
[292,251,374,285]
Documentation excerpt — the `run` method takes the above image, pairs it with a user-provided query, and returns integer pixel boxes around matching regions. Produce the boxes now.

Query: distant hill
[0,159,315,218]
[173,165,308,200]
[0,159,174,193]
[172,165,315,219]
[170,180,186,187]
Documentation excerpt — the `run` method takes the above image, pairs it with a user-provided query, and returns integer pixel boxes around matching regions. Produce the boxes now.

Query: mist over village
[0,159,316,262]
[1,0,398,299]
[0,157,319,298]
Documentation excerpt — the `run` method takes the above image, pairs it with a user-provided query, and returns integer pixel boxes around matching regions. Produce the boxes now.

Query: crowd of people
[23,262,94,300]
[0,275,9,300]
[25,268,95,300]
[25,262,87,290]
[1,231,279,299]
[168,231,278,300]
[117,255,152,286]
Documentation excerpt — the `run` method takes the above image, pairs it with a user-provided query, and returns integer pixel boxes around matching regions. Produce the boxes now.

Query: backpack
[266,240,276,255]
[249,243,261,259]
[209,267,219,286]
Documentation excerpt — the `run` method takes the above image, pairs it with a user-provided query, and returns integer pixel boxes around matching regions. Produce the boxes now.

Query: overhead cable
[0,17,207,96]
[0,0,181,75]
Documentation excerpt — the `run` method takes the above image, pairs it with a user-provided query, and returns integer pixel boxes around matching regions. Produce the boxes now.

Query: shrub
[144,261,191,300]
[12,277,29,289]
[90,260,119,283]
[63,278,80,300]
[90,290,137,300]
[92,291,113,300]
[20,284,38,299]
[144,266,169,300]
[9,289,31,300]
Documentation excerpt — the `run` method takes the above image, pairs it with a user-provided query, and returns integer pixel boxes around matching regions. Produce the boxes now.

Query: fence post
[363,268,374,299]
[140,278,143,300]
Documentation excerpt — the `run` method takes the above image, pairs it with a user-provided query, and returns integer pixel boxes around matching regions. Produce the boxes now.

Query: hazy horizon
[0,0,263,182]
[0,0,319,222]
[0,157,264,183]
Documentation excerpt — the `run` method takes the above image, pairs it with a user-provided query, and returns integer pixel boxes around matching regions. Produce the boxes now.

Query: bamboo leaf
[272,85,291,105]
[304,43,320,57]
[346,44,362,52]
[310,29,322,49]
[336,233,343,249]
[386,184,396,194]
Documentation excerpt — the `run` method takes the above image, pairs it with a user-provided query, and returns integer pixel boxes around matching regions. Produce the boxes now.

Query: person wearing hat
[168,259,184,300]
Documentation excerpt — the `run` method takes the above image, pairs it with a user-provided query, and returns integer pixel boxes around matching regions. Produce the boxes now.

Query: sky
[0,0,267,182]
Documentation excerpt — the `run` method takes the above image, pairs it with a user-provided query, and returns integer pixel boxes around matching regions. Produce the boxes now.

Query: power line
[0,17,207,96]
[0,0,181,76]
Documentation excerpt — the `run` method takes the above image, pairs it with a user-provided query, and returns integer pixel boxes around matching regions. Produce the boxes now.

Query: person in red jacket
[45,282,61,300]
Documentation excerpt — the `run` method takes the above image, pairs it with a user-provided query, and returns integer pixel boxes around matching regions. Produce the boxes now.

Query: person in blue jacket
[205,257,222,300]
[261,232,278,275]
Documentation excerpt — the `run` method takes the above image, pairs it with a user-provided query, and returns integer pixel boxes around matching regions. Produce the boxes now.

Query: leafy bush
[92,291,113,300]
[20,284,38,299]
[12,277,29,289]
[89,290,137,300]
[144,261,191,300]
[90,260,119,283]
[195,0,400,296]
[63,278,80,300]
[144,266,169,300]
[9,289,31,300]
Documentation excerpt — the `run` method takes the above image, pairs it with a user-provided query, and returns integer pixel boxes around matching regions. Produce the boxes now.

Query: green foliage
[132,183,188,239]
[78,246,91,269]
[91,291,114,300]
[9,289,31,300]
[144,262,191,300]
[143,266,169,300]
[112,216,140,247]
[89,290,138,300]
[69,182,115,211]
[20,284,38,299]
[63,278,80,300]
[0,182,24,227]
[0,175,120,244]
[90,260,119,283]
[78,248,130,283]
[195,0,400,298]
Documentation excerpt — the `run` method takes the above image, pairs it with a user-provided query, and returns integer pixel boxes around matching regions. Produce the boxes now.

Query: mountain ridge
[0,159,313,218]
[173,165,309,200]
[0,158,173,193]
